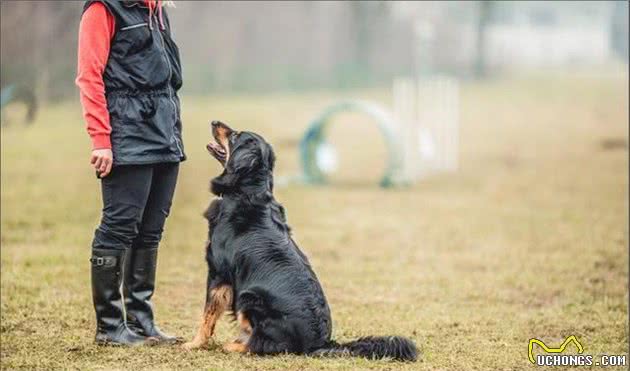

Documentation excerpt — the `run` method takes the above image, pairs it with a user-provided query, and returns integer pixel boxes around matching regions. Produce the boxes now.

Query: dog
[183,121,417,361]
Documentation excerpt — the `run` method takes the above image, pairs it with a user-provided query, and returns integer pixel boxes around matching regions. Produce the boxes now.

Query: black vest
[83,0,185,165]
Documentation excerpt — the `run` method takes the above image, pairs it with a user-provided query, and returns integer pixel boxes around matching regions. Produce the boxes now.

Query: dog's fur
[183,121,417,361]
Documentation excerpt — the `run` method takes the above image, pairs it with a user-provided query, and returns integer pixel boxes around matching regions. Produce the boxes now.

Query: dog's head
[207,121,276,196]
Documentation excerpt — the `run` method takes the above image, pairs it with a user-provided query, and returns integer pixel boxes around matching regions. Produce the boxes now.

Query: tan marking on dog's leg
[224,311,253,352]
[183,285,233,350]
[237,311,252,335]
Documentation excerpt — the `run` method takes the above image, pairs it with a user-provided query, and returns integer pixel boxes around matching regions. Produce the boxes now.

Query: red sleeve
[75,3,115,150]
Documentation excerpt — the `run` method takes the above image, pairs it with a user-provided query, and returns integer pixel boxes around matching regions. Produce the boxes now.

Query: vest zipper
[120,23,148,31]
[155,17,183,158]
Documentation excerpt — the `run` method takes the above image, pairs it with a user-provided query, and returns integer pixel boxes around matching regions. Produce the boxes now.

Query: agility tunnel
[297,77,459,188]
[299,100,405,188]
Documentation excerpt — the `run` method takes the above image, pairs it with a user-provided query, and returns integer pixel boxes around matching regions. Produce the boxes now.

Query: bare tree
[1,1,80,102]
[474,1,493,78]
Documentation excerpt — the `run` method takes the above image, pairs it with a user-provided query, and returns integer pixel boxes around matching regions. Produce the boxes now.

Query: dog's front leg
[183,282,233,350]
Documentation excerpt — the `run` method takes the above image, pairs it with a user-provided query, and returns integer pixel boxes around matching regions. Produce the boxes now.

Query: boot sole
[95,337,159,347]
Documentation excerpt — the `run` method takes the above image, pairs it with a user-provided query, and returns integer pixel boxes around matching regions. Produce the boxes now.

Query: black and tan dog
[183,121,417,361]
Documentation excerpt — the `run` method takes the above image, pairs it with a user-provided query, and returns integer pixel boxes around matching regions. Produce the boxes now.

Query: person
[76,0,184,346]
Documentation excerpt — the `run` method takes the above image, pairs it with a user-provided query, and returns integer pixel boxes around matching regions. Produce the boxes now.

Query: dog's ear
[204,198,222,223]
[264,144,276,171]
[211,172,239,195]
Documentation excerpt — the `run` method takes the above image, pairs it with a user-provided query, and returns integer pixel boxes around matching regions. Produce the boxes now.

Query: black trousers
[92,163,179,251]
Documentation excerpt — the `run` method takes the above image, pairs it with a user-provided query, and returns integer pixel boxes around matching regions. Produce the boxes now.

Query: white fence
[393,76,460,183]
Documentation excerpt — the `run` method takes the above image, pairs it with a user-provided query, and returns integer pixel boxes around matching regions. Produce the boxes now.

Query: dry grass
[1,73,628,370]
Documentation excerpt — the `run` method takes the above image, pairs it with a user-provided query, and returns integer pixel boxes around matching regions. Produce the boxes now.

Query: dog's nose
[211,120,221,127]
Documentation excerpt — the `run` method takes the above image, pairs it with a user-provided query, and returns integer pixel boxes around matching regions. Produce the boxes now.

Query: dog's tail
[311,336,418,362]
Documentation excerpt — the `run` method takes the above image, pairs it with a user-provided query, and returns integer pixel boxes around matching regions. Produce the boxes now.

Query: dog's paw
[222,341,248,354]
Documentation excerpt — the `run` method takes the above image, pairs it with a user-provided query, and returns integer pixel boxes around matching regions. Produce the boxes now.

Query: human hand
[90,148,113,178]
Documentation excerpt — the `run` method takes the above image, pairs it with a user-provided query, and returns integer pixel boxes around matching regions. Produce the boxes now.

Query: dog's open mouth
[207,120,234,166]
[206,141,227,163]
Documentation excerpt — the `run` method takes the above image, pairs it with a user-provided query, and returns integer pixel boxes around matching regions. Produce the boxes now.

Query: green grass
[1,74,628,370]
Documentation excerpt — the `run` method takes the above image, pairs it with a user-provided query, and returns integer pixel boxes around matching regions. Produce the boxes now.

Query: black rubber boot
[91,248,155,346]
[123,248,179,344]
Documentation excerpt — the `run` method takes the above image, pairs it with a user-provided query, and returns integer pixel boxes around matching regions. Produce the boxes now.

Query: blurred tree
[474,0,494,78]
[0,1,80,103]
[611,1,629,61]
[1,1,619,98]
[347,1,387,85]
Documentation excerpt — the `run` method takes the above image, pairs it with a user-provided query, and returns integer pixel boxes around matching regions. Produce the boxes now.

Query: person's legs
[90,165,154,346]
[124,162,179,343]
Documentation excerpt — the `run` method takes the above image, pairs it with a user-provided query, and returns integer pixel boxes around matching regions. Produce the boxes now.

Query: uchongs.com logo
[528,335,627,367]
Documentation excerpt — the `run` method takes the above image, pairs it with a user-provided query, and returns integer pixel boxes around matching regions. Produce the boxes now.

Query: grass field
[1,73,628,370]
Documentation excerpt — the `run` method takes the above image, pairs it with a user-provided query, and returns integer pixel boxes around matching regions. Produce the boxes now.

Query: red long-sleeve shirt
[76,2,116,150]
[77,1,166,150]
